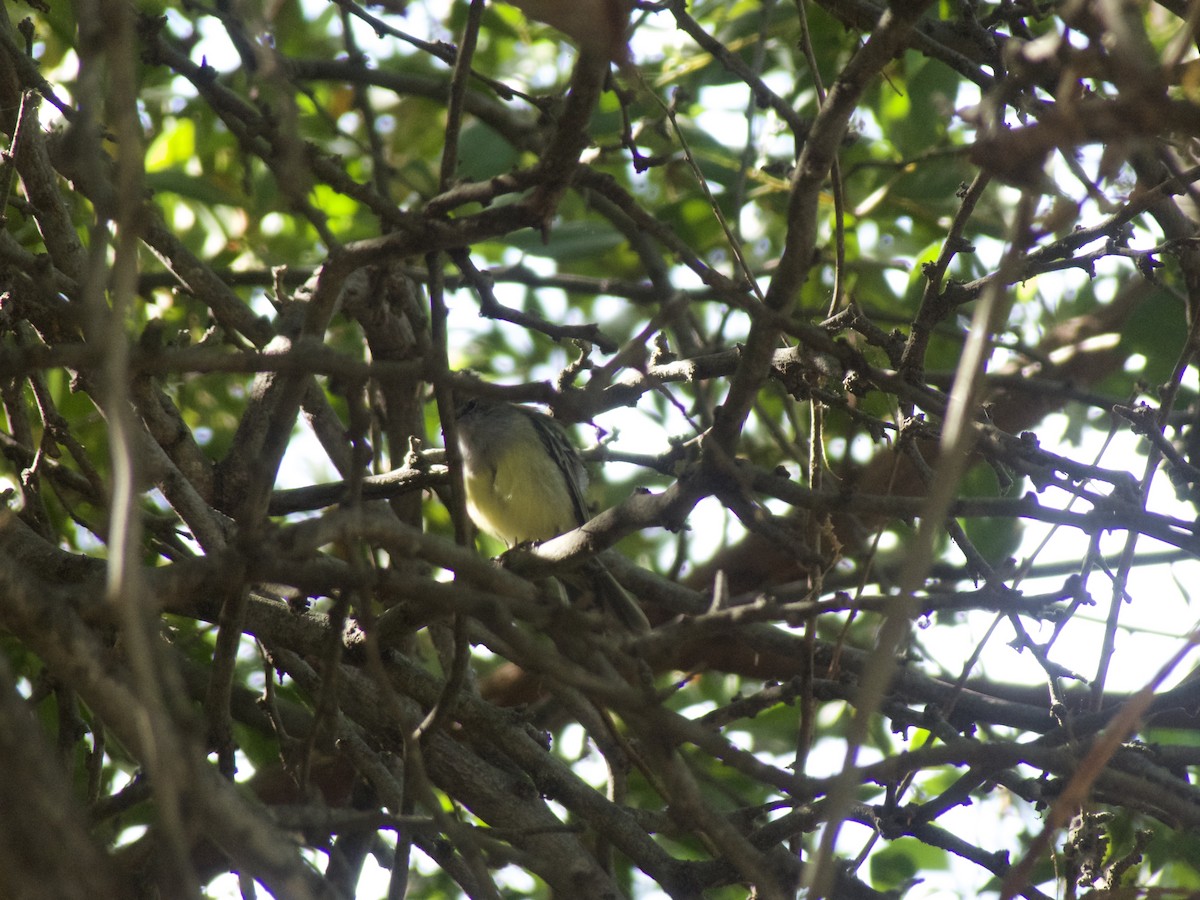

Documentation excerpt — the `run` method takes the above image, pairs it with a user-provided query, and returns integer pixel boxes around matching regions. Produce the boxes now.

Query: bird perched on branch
[455,397,650,632]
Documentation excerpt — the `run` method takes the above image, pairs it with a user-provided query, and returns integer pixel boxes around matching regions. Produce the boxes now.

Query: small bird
[455,398,650,632]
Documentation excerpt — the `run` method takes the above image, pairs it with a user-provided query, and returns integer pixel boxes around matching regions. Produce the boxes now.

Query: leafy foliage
[2,0,1200,898]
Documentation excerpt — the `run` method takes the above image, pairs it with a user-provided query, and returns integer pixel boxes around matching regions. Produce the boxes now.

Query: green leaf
[870,838,949,891]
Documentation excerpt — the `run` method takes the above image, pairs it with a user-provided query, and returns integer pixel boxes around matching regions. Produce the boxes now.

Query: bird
[455,397,650,632]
